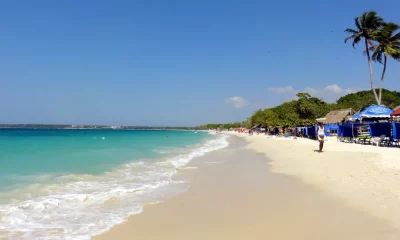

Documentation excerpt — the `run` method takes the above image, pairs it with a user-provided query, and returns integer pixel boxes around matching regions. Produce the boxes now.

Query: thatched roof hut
[321,108,355,124]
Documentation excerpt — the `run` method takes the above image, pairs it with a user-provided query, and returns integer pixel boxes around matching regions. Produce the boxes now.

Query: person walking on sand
[317,122,325,152]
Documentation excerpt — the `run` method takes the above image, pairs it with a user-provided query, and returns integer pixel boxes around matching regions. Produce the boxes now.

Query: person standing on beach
[317,122,325,152]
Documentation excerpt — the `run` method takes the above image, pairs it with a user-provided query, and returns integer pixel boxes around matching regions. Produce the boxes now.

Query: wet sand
[94,136,399,240]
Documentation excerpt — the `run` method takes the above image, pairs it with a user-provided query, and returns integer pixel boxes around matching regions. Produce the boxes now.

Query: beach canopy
[349,105,393,121]
[338,123,366,137]
[391,107,400,117]
[394,123,400,139]
[369,122,392,137]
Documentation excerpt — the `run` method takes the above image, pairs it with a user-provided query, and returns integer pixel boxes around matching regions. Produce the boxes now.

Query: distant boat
[194,131,198,134]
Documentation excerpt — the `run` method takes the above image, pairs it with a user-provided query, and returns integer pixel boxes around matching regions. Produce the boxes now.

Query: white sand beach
[94,134,400,240]
[229,132,400,229]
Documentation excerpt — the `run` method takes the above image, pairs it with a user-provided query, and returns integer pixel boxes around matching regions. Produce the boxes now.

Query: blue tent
[394,123,400,139]
[350,105,393,121]
[368,122,392,137]
[338,123,366,137]
[324,124,339,136]
[306,126,316,138]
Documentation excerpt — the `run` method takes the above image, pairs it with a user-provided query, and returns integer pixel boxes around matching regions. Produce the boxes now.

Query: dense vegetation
[335,89,400,110]
[245,89,400,128]
[196,122,243,130]
[197,89,400,130]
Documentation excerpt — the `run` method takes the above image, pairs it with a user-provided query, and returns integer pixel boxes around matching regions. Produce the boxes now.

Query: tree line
[244,89,400,129]
[197,89,400,130]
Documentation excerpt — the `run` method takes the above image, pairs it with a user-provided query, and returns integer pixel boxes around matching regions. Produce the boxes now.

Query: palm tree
[369,23,400,104]
[344,11,384,104]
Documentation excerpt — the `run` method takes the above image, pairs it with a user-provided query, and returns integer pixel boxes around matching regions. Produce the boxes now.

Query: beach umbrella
[391,107,400,117]
[349,105,393,121]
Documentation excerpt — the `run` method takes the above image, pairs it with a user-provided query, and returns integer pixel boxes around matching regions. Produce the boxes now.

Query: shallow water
[0,129,228,240]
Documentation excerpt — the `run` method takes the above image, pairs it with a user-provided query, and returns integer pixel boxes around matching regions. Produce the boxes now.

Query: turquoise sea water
[0,129,228,240]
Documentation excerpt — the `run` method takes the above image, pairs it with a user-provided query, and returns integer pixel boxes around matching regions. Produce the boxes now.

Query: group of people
[236,121,327,152]
[277,123,326,153]
[243,122,326,153]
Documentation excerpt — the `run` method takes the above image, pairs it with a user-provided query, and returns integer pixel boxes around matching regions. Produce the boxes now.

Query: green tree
[263,109,279,127]
[368,22,400,104]
[296,93,329,122]
[345,11,384,104]
[336,89,400,110]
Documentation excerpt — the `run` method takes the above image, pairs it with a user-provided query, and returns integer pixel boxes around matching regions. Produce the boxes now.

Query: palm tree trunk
[365,38,380,104]
[378,55,387,105]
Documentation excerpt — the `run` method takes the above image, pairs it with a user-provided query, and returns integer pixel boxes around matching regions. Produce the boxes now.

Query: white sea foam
[178,166,198,170]
[0,134,229,240]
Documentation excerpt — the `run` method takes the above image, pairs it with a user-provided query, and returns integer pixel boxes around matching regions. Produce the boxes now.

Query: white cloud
[267,86,296,93]
[324,84,355,94]
[268,84,360,102]
[225,96,248,108]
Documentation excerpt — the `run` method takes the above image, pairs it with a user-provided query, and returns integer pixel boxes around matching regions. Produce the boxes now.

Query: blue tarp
[394,123,400,139]
[338,123,366,137]
[368,122,392,137]
[324,124,339,137]
[350,105,393,121]
[338,125,358,137]
[306,126,316,138]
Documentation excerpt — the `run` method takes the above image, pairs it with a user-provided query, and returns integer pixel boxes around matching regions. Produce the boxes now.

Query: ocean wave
[0,134,229,240]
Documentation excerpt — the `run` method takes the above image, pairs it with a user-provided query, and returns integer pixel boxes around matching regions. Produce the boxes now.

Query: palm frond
[376,22,400,41]
[354,17,361,31]
[364,11,384,29]
[393,53,400,61]
[384,22,399,32]
[345,28,359,34]
[359,13,366,28]
[373,50,383,63]
[344,35,354,43]
[352,36,361,48]
[363,46,375,56]
[393,32,400,40]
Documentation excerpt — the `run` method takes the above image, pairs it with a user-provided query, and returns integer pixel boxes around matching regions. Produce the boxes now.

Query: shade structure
[349,105,393,121]
[368,122,392,137]
[394,123,400,139]
[324,123,339,136]
[306,126,316,138]
[338,123,365,137]
[391,108,400,117]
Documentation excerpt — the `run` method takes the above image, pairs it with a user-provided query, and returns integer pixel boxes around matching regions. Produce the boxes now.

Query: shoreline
[94,135,400,240]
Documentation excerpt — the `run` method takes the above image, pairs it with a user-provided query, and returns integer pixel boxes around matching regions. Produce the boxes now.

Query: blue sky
[1,0,399,126]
